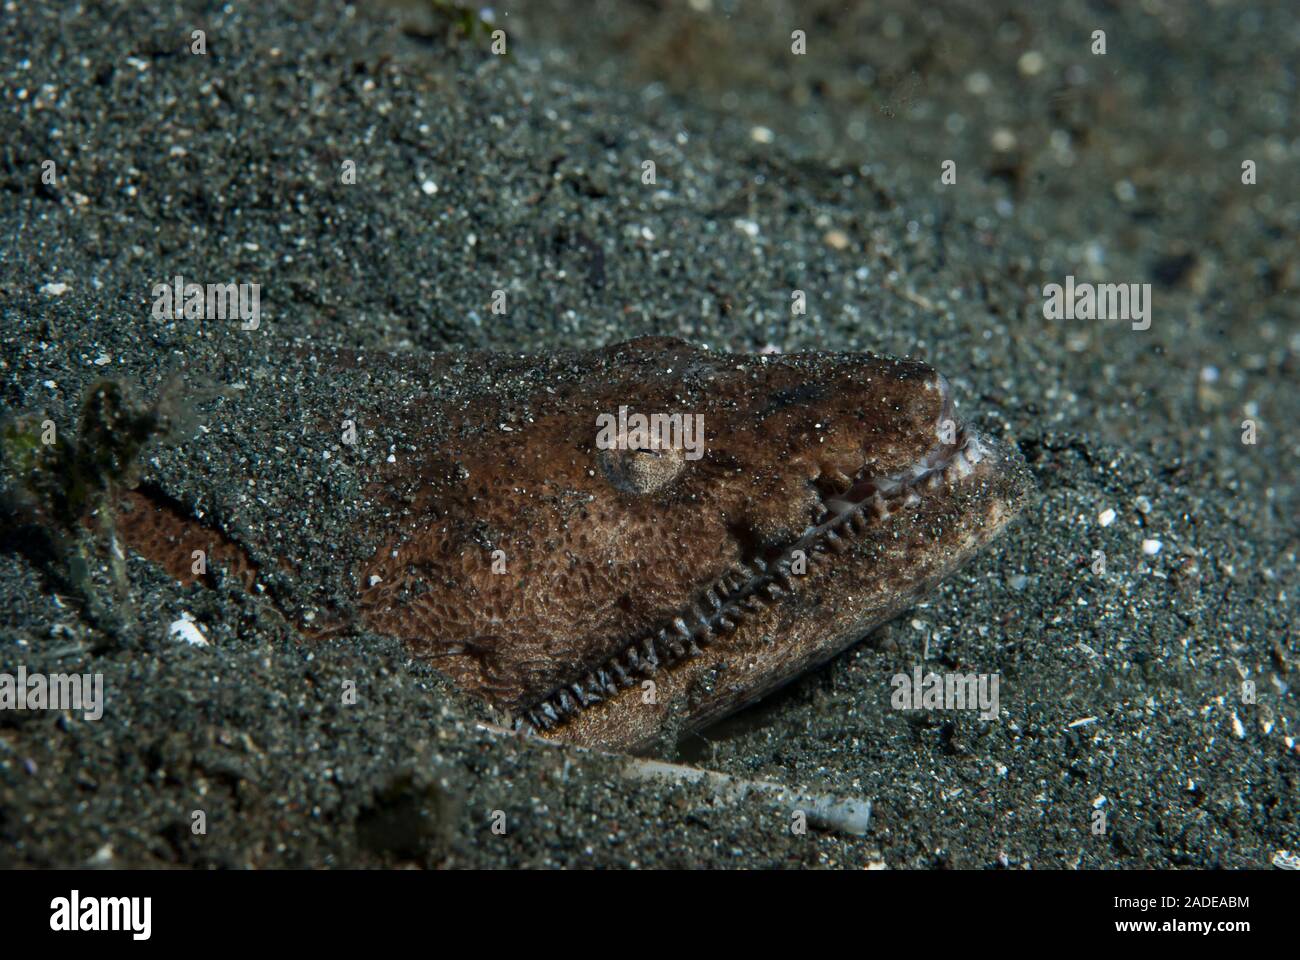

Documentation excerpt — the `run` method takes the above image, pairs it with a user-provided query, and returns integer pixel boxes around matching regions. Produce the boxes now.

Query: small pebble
[169,615,208,647]
[823,229,850,250]
[1017,51,1045,76]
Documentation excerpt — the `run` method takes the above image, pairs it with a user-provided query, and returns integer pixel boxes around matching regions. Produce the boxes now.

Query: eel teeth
[569,683,587,707]
[640,637,659,671]
[948,450,974,480]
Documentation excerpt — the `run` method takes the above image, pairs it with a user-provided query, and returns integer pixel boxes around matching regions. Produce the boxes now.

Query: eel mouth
[518,411,994,735]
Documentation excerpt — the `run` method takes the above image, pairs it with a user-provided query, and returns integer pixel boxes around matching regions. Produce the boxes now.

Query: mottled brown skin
[116,337,1032,753]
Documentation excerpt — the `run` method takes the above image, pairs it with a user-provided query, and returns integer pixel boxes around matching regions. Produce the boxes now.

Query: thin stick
[476,722,873,836]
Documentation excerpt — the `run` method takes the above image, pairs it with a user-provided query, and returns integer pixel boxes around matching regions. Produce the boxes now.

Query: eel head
[359,337,1033,751]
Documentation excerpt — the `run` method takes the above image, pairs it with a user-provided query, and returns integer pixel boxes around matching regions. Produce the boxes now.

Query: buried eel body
[114,337,1033,753]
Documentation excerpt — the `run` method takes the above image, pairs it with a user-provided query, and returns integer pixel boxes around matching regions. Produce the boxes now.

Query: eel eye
[598,443,686,494]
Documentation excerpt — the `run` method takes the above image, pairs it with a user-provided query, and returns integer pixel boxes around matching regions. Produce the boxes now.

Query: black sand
[0,1,1296,868]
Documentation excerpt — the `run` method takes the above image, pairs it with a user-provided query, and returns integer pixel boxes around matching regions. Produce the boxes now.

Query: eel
[112,336,1033,753]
